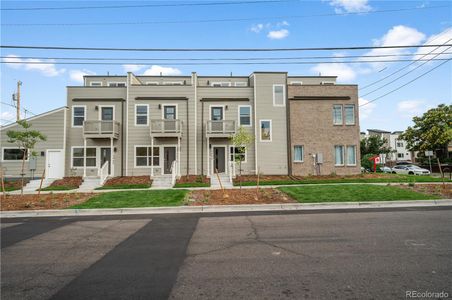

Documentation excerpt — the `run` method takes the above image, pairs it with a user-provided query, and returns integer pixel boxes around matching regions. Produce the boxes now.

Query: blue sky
[1,0,451,132]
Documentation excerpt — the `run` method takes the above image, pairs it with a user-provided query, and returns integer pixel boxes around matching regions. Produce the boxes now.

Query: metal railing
[150,119,182,135]
[83,120,120,138]
[98,161,109,185]
[206,120,236,135]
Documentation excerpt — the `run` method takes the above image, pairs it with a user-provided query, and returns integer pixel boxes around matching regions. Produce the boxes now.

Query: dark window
[136,105,148,125]
[73,106,85,126]
[239,106,251,126]
[164,106,176,120]
[101,107,113,121]
[211,107,223,121]
[3,148,27,160]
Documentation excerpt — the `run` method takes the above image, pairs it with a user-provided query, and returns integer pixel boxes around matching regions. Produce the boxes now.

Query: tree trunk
[20,149,26,196]
[239,159,242,192]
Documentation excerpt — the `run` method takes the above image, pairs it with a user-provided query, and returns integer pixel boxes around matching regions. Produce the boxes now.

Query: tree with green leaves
[400,104,452,160]
[360,135,392,158]
[230,126,254,190]
[6,120,46,195]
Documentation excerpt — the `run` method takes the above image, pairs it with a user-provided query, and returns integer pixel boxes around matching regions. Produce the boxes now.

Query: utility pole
[13,81,22,121]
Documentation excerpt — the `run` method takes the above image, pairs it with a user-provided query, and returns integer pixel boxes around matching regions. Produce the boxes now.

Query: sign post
[368,155,380,173]
[425,150,433,173]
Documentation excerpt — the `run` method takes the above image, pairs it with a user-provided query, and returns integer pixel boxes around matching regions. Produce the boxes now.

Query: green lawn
[1,186,21,192]
[174,182,210,188]
[70,189,189,209]
[235,175,448,186]
[40,185,78,191]
[278,184,441,203]
[95,184,151,190]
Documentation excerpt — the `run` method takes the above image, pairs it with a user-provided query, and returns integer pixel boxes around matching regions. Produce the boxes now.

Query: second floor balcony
[83,120,120,139]
[206,120,236,138]
[150,119,182,137]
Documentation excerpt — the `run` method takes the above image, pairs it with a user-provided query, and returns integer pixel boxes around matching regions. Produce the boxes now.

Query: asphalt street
[1,207,451,299]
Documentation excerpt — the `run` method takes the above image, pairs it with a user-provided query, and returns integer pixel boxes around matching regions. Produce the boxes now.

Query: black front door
[213,147,225,173]
[164,147,176,174]
[100,148,111,174]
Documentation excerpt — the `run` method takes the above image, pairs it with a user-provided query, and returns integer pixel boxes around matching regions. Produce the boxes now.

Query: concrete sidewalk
[1,199,451,218]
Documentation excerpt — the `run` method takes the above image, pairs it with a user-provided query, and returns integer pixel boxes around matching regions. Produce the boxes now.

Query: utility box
[29,157,37,171]
[316,153,324,164]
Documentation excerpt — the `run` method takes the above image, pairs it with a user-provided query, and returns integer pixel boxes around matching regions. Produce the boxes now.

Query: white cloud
[276,21,289,27]
[358,98,376,119]
[413,27,452,61]
[142,65,182,76]
[69,69,96,83]
[397,100,430,118]
[311,62,356,82]
[123,64,145,72]
[3,55,66,77]
[0,111,16,125]
[267,29,289,40]
[328,0,372,13]
[250,24,264,33]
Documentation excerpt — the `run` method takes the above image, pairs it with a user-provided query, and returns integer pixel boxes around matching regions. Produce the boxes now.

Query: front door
[100,148,111,174]
[213,147,226,173]
[47,149,64,179]
[164,147,176,174]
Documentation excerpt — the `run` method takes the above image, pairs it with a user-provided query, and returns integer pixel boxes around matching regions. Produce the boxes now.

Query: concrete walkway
[1,199,451,218]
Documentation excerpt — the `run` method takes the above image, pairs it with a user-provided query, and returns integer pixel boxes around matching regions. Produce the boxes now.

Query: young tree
[6,120,46,195]
[230,126,254,190]
[360,135,392,157]
[400,104,452,160]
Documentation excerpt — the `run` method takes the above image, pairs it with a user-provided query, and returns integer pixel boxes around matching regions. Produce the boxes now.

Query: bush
[361,154,375,170]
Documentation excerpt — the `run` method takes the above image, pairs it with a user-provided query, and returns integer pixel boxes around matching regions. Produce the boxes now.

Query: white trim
[98,105,115,121]
[293,145,304,162]
[72,105,86,128]
[107,82,126,87]
[126,73,130,175]
[134,145,162,169]
[193,73,198,175]
[344,104,356,125]
[321,81,335,85]
[212,145,228,174]
[161,104,179,119]
[45,149,65,179]
[162,81,183,85]
[229,146,247,163]
[253,74,258,175]
[1,147,30,162]
[209,105,225,120]
[334,145,345,166]
[70,146,98,169]
[238,105,252,127]
[272,84,286,107]
[259,119,272,142]
[234,82,247,87]
[90,81,102,87]
[134,104,149,126]
[211,82,232,87]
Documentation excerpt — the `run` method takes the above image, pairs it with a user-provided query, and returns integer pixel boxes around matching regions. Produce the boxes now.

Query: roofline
[0,106,67,131]
[288,75,337,78]
[367,129,391,133]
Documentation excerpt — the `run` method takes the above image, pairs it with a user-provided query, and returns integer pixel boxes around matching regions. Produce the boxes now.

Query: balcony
[83,120,120,139]
[206,120,236,138]
[150,119,182,137]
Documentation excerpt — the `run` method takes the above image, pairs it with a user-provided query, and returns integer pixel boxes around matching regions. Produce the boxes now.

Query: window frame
[346,145,357,166]
[2,147,29,161]
[234,82,247,87]
[229,146,247,163]
[272,84,286,107]
[89,81,102,87]
[72,105,86,128]
[162,104,178,120]
[135,104,149,126]
[344,104,356,125]
[333,105,343,125]
[107,82,126,87]
[209,105,225,121]
[98,105,115,121]
[334,145,345,166]
[211,82,232,87]
[134,145,161,168]
[238,105,252,127]
[162,81,183,86]
[293,145,304,162]
[290,81,303,86]
[145,82,159,85]
[71,146,98,168]
[259,119,272,142]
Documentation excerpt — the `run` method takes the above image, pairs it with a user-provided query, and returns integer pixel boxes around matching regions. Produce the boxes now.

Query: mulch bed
[188,188,296,206]
[2,179,30,191]
[47,177,83,189]
[103,176,152,186]
[176,175,209,184]
[0,193,94,211]
[399,184,452,198]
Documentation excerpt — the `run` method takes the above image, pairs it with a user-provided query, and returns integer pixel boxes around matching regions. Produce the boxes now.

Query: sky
[1,0,451,132]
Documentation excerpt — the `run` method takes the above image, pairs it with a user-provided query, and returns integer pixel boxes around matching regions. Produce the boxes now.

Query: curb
[1,199,451,218]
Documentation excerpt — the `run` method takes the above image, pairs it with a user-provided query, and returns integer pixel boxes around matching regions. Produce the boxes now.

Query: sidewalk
[1,199,451,218]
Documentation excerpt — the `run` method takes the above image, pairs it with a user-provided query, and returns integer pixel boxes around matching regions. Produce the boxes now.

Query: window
[162,82,183,86]
[273,84,285,106]
[163,105,177,120]
[90,82,102,86]
[333,105,343,125]
[346,145,356,165]
[211,106,223,121]
[100,106,114,121]
[334,145,344,165]
[234,82,247,87]
[108,82,126,87]
[344,105,355,125]
[211,82,231,87]
[72,106,86,127]
[260,120,272,142]
[72,147,96,167]
[2,148,28,161]
[135,146,160,167]
[238,106,251,126]
[293,145,304,162]
[230,146,247,163]
[135,105,148,125]
[397,141,404,147]
[398,153,404,158]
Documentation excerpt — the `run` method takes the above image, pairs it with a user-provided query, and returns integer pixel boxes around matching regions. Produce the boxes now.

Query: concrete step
[23,179,55,192]
[211,174,233,188]
[152,176,173,188]
[78,177,102,191]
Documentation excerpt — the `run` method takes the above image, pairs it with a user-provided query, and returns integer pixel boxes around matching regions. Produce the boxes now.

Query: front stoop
[151,175,173,189]
[211,173,233,189]
[77,177,102,192]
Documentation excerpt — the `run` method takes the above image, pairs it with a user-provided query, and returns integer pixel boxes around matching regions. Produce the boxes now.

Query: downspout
[201,101,204,176]
[286,86,292,176]
[186,100,189,176]
[121,99,125,176]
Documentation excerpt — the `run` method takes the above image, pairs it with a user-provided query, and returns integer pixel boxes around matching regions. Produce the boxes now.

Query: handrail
[206,120,236,134]
[170,160,177,187]
[99,161,109,185]
[150,119,182,134]
[83,120,120,136]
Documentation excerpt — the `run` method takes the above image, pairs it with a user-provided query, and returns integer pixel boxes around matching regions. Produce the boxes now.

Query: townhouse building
[365,129,413,164]
[1,71,361,185]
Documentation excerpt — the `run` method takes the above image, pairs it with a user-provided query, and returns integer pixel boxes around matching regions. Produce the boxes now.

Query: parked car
[380,166,392,173]
[392,165,431,175]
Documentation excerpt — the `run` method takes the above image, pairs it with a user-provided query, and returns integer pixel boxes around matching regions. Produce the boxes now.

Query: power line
[2,58,450,66]
[2,44,451,52]
[2,52,451,62]
[359,59,451,107]
[2,5,448,26]
[1,0,292,11]
[0,101,36,116]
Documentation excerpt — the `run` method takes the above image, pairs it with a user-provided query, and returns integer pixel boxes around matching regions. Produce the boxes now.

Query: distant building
[363,129,413,164]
